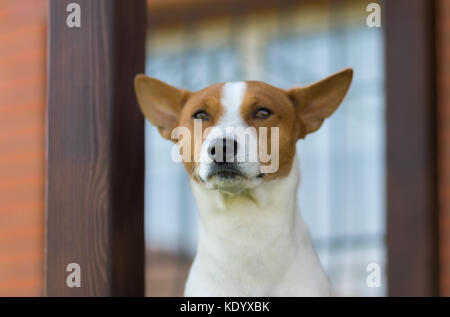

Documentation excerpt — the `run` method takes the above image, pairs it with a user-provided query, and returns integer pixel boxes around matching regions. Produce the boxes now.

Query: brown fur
[134,68,353,182]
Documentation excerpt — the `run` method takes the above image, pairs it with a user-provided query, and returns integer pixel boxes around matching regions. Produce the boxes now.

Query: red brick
[0,0,47,296]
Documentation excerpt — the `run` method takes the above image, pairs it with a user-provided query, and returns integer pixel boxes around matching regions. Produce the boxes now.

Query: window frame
[45,0,439,296]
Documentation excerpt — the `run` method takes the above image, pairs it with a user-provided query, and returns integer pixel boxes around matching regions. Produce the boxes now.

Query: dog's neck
[190,156,309,267]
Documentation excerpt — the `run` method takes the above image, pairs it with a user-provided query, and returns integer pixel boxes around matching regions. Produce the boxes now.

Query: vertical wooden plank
[46,0,146,296]
[436,0,450,297]
[385,0,438,296]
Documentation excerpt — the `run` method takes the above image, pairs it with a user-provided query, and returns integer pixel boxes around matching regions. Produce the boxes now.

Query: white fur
[186,82,332,296]
[185,157,333,296]
[218,81,247,128]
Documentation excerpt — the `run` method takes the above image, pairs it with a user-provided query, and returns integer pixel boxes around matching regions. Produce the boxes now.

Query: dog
[134,68,353,296]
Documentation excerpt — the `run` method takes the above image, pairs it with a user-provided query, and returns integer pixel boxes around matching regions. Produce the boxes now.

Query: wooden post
[385,0,439,296]
[46,0,146,296]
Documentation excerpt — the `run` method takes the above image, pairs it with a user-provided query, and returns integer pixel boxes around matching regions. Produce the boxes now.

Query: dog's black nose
[208,138,238,163]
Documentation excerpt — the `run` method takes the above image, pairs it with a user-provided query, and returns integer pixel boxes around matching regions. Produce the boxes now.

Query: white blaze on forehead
[219,81,247,127]
[198,81,261,183]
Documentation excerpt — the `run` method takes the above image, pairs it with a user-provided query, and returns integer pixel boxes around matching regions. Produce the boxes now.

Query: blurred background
[0,0,449,297]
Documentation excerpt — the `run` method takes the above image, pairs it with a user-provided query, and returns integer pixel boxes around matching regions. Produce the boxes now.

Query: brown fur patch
[240,81,300,180]
[175,83,224,180]
[176,81,301,181]
[135,68,353,183]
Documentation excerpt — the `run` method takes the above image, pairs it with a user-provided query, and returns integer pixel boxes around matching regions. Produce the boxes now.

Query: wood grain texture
[386,0,439,296]
[436,0,450,297]
[46,0,146,296]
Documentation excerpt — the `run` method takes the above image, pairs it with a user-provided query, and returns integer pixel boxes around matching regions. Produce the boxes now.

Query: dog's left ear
[288,68,353,139]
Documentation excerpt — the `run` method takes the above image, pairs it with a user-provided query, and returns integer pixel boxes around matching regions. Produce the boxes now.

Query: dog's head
[135,69,352,194]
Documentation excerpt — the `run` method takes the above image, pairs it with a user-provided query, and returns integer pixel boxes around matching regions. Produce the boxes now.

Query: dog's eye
[192,110,210,121]
[254,108,272,119]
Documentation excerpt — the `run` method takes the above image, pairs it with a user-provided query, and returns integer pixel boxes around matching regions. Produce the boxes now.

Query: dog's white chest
[185,219,332,297]
[184,158,333,297]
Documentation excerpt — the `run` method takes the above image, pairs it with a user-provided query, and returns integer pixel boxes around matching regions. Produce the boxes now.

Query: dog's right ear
[134,75,190,140]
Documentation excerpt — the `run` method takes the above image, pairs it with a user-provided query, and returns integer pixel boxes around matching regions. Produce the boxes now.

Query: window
[145,1,385,296]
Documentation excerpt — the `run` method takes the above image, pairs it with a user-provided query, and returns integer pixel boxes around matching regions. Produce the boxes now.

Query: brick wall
[0,0,47,296]
[437,0,450,297]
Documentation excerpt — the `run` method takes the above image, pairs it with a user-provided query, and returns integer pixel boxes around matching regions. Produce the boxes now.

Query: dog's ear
[288,68,353,139]
[134,75,190,140]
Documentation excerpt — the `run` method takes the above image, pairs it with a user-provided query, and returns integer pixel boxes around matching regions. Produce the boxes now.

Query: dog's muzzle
[198,136,263,192]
